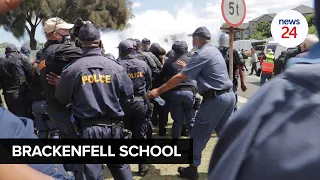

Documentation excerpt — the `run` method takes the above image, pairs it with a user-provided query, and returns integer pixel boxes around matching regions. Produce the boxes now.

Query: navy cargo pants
[73,125,133,180]
[4,92,31,118]
[192,91,235,166]
[123,97,153,139]
[32,100,50,138]
[170,90,195,139]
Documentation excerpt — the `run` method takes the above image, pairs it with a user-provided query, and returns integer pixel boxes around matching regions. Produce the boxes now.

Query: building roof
[221,23,249,29]
[239,23,249,29]
[292,5,314,14]
[250,13,276,22]
[249,5,313,23]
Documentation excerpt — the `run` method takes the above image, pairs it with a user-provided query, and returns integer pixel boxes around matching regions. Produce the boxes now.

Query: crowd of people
[0,0,319,179]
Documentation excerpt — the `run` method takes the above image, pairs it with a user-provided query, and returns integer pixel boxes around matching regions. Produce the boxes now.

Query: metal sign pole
[229,27,234,81]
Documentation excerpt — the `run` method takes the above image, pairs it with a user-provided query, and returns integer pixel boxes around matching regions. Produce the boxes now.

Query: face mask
[58,33,71,43]
[193,38,199,52]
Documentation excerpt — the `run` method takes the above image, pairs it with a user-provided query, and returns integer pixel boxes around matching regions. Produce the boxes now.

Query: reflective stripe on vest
[262,54,275,73]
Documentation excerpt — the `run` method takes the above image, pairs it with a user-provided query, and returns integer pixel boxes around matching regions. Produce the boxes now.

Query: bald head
[300,34,319,52]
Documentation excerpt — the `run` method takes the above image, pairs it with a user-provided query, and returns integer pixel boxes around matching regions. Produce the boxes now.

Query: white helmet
[219,33,230,48]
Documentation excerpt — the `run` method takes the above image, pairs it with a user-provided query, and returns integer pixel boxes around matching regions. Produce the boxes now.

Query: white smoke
[100,2,225,57]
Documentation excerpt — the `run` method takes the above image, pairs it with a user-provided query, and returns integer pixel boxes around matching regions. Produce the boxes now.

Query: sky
[0,0,314,55]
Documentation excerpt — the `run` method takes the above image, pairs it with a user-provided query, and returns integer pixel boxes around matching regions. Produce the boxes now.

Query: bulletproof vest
[40,43,82,105]
[120,58,147,95]
[135,51,161,77]
[0,54,29,94]
[219,47,245,79]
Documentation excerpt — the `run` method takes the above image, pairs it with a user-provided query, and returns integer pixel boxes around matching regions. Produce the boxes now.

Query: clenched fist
[0,0,21,14]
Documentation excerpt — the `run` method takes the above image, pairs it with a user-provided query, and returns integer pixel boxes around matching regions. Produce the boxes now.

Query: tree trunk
[30,26,37,50]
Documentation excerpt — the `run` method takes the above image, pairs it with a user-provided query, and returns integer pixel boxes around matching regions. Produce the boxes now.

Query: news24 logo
[271,10,308,48]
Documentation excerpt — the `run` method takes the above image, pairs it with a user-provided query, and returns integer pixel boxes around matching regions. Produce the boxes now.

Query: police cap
[20,44,31,54]
[5,44,18,53]
[118,40,134,51]
[188,26,211,39]
[172,41,188,53]
[134,39,141,46]
[79,22,101,42]
[129,39,137,48]
[142,38,151,44]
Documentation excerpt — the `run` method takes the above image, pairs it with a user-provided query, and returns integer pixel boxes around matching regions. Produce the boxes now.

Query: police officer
[40,17,82,139]
[141,38,151,52]
[27,49,50,138]
[149,27,235,179]
[118,40,153,176]
[159,40,196,139]
[20,44,31,59]
[0,44,32,117]
[149,43,170,133]
[219,33,247,111]
[134,39,162,77]
[209,1,320,179]
[149,43,166,67]
[55,22,133,180]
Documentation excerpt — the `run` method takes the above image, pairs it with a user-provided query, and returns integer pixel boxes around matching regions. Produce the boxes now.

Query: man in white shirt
[249,48,258,75]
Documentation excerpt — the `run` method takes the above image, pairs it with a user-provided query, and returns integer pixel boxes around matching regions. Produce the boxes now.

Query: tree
[0,42,8,48]
[250,22,271,40]
[0,0,133,50]
[305,13,317,35]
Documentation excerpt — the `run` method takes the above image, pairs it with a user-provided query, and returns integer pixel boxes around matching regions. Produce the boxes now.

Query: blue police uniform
[208,41,320,180]
[55,23,133,180]
[0,44,33,118]
[118,40,153,140]
[0,107,74,179]
[118,40,153,176]
[178,27,235,179]
[159,41,196,139]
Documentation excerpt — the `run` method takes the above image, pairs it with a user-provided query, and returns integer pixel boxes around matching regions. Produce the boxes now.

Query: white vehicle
[233,40,253,52]
[264,41,287,59]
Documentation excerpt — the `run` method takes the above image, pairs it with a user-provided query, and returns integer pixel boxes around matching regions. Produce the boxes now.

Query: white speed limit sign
[221,0,246,27]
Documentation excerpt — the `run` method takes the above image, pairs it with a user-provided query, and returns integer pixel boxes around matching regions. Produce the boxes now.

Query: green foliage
[0,42,8,48]
[306,13,315,27]
[249,22,271,40]
[309,25,318,35]
[0,0,133,49]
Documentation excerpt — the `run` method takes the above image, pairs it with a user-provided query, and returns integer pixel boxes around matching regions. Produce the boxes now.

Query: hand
[176,60,186,71]
[46,72,60,86]
[241,83,247,92]
[0,0,21,14]
[148,88,160,99]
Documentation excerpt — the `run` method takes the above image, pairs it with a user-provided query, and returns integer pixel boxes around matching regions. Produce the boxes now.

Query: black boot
[138,164,149,176]
[181,126,189,137]
[159,128,167,137]
[178,165,199,180]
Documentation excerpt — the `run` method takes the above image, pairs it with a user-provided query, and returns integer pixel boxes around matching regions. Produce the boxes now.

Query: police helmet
[219,33,230,48]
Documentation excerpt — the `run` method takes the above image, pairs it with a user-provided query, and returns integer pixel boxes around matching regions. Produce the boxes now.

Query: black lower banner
[0,139,192,164]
